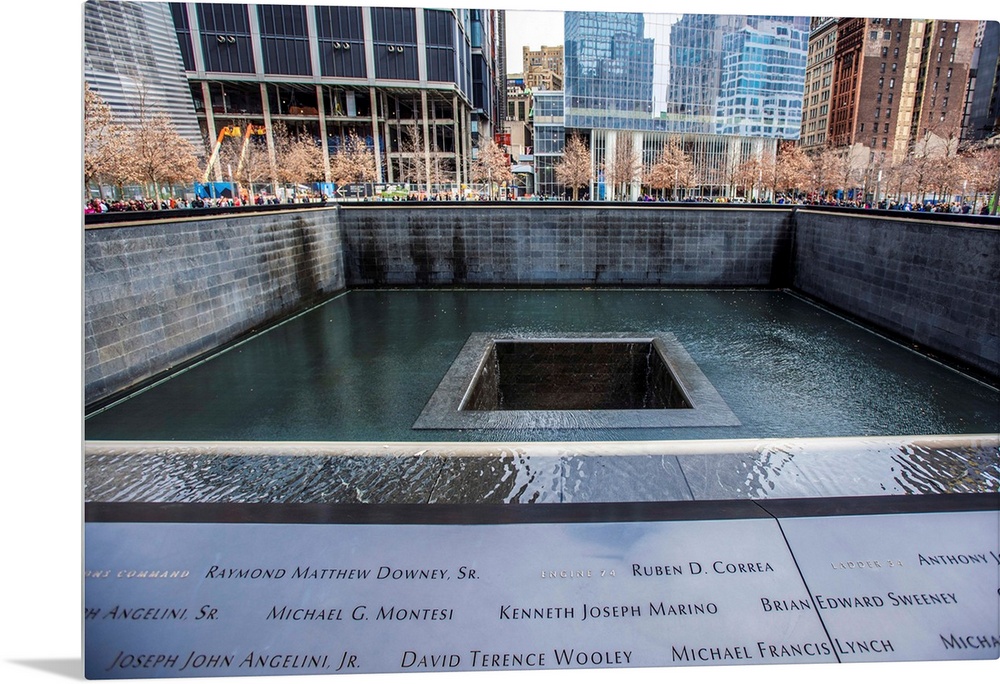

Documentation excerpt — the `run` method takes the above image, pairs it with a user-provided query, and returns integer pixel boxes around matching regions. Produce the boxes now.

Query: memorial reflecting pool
[85,289,999,443]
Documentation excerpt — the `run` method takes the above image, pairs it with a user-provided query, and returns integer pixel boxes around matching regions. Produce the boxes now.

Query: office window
[372,6,418,80]
[425,9,456,83]
[316,6,366,78]
[198,3,254,74]
[169,3,196,70]
[258,4,311,76]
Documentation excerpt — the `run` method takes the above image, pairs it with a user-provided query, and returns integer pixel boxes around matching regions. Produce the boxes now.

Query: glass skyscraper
[563,12,809,198]
[84,1,202,147]
[566,12,807,136]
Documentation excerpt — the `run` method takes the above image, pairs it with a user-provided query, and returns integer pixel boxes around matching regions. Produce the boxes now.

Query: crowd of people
[85,192,996,215]
[85,193,327,214]
[783,196,989,214]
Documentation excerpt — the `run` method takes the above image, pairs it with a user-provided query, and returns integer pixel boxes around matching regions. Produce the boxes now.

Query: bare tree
[213,123,273,195]
[883,157,915,204]
[470,136,513,199]
[608,133,641,201]
[129,113,201,200]
[773,141,813,199]
[396,124,428,187]
[554,135,592,200]
[329,131,377,188]
[644,138,694,200]
[733,157,762,200]
[84,84,115,188]
[908,136,940,204]
[273,122,324,187]
[810,145,863,199]
[908,124,962,202]
[961,145,1000,211]
[84,84,134,196]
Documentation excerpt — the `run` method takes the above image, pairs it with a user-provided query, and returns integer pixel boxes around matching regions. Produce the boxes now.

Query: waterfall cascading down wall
[85,209,345,403]
[83,205,999,405]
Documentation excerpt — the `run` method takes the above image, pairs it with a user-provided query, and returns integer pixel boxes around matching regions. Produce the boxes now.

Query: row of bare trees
[85,83,516,200]
[85,84,202,199]
[554,134,696,201]
[390,125,513,195]
[85,84,377,199]
[219,122,376,193]
[553,132,998,205]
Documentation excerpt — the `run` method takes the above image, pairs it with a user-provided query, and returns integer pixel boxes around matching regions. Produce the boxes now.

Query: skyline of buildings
[804,17,980,164]
[83,3,999,199]
[558,12,810,198]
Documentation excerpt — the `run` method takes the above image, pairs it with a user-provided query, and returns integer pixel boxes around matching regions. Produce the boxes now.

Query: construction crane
[202,124,267,183]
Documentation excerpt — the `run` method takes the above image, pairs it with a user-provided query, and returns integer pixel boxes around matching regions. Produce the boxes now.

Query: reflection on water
[85,437,999,504]
[86,290,999,443]
[891,444,1000,494]
[731,440,999,499]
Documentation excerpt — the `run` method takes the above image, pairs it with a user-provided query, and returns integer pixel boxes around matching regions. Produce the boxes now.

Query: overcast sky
[505,10,565,67]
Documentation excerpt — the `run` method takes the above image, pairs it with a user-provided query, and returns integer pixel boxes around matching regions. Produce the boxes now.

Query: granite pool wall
[83,204,998,404]
[84,207,344,403]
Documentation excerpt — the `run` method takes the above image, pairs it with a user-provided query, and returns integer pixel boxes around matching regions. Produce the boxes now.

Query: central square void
[463,340,691,411]
[414,332,740,430]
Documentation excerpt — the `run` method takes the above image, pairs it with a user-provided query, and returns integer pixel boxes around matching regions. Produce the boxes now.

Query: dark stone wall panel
[793,210,999,378]
[339,206,795,288]
[85,210,344,404]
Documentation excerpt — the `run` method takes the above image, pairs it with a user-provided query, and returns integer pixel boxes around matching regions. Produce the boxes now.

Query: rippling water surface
[86,290,999,443]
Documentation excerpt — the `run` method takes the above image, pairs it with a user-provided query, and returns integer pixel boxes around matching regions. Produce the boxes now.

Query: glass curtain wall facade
[162,3,504,189]
[85,0,202,147]
[532,91,565,197]
[564,12,808,199]
[964,21,999,141]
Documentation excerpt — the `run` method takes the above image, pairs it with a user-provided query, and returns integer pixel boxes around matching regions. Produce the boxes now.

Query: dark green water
[85,289,999,442]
